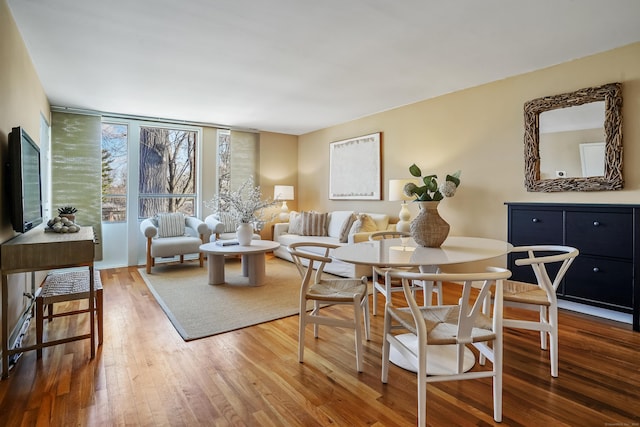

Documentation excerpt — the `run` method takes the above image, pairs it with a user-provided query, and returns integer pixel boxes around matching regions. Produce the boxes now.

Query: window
[138,126,197,218]
[101,123,128,222]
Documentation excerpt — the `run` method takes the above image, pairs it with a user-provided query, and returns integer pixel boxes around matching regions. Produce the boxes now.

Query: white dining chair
[288,242,370,372]
[479,245,579,377]
[381,267,512,425]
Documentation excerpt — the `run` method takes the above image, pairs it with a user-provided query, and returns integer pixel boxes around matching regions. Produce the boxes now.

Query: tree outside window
[139,127,197,218]
[101,123,128,221]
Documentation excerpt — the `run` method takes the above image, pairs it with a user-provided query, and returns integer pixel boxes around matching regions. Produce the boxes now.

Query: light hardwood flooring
[1,260,639,426]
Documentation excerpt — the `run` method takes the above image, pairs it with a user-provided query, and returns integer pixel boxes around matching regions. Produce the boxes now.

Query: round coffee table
[200,240,280,286]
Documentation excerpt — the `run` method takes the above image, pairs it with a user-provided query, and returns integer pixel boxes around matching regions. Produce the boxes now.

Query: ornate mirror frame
[524,83,623,192]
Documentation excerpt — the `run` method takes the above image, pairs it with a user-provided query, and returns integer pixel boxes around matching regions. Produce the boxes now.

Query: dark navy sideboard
[506,202,639,331]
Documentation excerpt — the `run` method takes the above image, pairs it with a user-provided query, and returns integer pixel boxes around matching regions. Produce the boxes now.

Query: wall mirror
[524,83,623,192]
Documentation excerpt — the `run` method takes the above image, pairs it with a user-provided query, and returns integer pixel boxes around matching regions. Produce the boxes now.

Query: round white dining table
[332,236,512,375]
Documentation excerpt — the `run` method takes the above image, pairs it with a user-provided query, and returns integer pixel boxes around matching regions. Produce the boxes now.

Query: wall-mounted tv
[7,126,43,233]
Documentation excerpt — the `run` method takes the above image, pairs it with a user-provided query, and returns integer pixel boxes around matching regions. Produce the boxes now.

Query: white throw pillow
[327,211,355,238]
[156,212,185,237]
[288,211,303,234]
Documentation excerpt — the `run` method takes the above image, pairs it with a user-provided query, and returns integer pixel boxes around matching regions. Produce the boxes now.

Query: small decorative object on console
[57,206,78,222]
[47,216,80,233]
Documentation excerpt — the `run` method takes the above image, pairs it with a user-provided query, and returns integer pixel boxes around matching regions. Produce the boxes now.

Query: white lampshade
[388,179,419,201]
[274,185,294,201]
[274,185,295,221]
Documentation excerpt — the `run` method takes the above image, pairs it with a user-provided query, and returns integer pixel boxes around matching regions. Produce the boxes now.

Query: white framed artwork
[329,132,381,200]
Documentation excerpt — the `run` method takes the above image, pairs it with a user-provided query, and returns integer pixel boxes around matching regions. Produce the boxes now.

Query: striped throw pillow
[301,211,328,236]
[157,212,186,237]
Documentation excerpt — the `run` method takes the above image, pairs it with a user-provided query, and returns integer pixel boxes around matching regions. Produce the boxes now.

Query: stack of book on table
[215,239,239,246]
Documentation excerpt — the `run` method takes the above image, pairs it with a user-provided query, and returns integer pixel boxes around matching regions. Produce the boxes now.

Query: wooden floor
[1,261,639,426]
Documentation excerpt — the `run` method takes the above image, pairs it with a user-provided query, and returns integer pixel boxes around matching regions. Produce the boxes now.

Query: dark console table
[506,202,639,331]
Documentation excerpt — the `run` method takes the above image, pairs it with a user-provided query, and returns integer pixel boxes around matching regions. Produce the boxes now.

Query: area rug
[138,257,303,341]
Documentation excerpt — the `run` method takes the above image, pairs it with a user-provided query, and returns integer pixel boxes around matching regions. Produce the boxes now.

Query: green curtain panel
[51,112,103,260]
[229,130,259,187]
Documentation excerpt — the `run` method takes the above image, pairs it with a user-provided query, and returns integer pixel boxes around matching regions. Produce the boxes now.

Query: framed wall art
[329,132,381,200]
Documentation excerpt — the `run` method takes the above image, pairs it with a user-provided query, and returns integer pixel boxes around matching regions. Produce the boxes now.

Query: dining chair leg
[353,297,364,372]
[417,346,427,427]
[313,302,320,338]
[493,335,503,422]
[478,290,492,366]
[36,297,44,359]
[549,305,559,377]
[540,306,548,349]
[298,311,306,363]
[96,288,104,345]
[362,294,371,341]
[372,287,379,316]
[435,281,443,305]
[372,271,380,316]
[381,308,392,383]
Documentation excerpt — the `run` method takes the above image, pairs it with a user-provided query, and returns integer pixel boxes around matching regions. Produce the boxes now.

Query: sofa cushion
[339,213,357,243]
[151,235,202,257]
[349,213,378,234]
[156,212,185,237]
[288,211,303,234]
[327,211,355,238]
[278,233,338,248]
[362,212,390,231]
[301,211,328,236]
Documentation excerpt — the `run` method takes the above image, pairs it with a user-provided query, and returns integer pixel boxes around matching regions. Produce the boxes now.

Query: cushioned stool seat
[35,269,103,359]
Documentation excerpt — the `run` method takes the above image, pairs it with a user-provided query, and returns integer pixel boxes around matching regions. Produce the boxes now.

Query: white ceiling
[8,0,640,135]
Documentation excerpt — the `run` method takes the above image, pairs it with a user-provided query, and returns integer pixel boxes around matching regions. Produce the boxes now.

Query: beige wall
[258,131,298,238]
[298,42,640,241]
[0,0,51,350]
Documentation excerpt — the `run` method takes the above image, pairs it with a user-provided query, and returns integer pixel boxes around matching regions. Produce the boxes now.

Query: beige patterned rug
[138,256,303,341]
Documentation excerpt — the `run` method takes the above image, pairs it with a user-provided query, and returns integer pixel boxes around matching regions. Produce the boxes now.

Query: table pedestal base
[389,333,475,375]
[207,253,267,286]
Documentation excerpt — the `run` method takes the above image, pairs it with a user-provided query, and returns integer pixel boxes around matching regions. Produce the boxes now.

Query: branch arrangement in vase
[206,176,277,230]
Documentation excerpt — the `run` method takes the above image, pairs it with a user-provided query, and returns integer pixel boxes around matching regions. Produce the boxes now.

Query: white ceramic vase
[236,223,254,245]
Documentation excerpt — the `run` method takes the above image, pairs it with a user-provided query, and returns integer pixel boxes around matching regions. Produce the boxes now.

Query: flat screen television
[7,126,43,233]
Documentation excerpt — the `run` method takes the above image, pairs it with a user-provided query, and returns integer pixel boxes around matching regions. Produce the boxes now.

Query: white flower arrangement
[206,176,277,230]
[403,164,462,202]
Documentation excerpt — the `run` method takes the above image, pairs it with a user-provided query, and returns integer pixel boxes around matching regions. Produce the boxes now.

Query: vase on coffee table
[236,223,254,245]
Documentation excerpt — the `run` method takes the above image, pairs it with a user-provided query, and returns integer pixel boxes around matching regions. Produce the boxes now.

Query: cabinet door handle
[532,218,539,223]
[593,267,600,273]
[593,221,600,227]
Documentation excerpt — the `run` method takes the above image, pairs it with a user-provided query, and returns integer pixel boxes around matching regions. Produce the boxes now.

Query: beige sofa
[273,210,395,278]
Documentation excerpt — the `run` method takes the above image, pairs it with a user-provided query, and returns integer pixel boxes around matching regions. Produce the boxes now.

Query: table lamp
[274,185,294,221]
[388,179,419,232]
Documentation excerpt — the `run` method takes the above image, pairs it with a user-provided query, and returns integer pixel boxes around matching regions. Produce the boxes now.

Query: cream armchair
[204,213,261,242]
[140,213,210,273]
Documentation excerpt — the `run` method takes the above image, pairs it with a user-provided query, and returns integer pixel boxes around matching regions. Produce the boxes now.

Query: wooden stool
[35,269,103,359]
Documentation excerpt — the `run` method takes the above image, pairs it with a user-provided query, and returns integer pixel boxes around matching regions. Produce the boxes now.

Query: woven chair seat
[503,279,550,306]
[388,304,495,345]
[307,279,367,302]
[40,270,103,304]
